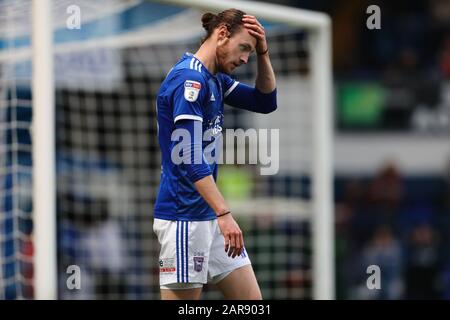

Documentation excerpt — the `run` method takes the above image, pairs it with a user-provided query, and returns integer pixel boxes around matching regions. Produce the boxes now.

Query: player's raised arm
[222,15,278,114]
[242,14,276,93]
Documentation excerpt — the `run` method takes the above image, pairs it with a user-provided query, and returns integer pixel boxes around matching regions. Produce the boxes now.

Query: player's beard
[216,43,231,74]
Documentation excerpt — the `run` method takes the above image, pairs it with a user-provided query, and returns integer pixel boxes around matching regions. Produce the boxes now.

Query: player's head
[201,9,256,74]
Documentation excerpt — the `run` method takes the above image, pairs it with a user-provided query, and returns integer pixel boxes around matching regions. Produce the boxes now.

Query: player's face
[216,27,256,74]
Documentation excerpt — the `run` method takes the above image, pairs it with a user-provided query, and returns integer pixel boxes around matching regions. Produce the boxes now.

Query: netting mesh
[0,1,319,300]
[0,34,34,301]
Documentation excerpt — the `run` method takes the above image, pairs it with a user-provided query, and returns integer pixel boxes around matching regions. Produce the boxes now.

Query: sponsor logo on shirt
[184,80,201,102]
[159,258,176,273]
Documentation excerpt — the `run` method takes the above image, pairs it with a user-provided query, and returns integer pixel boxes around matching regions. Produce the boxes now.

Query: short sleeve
[171,69,209,123]
[220,73,240,99]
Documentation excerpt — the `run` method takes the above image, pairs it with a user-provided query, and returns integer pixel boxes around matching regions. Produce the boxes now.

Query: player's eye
[239,44,250,52]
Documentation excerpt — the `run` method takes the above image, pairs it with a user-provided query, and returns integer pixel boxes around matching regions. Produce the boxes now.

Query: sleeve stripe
[224,81,239,98]
[189,57,204,73]
[174,114,203,123]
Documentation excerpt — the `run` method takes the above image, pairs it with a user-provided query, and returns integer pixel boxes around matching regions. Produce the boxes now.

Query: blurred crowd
[264,0,450,299]
[334,0,450,132]
[264,0,450,132]
[335,158,450,299]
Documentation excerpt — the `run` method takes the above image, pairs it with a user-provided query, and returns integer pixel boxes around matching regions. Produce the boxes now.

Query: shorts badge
[193,256,204,272]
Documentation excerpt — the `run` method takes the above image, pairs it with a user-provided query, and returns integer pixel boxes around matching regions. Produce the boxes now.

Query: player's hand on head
[242,14,268,55]
[217,212,244,258]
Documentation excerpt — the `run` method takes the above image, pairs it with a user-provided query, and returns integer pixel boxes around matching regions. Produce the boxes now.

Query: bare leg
[160,288,203,300]
[215,265,262,300]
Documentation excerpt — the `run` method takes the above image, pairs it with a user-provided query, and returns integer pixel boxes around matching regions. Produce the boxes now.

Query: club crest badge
[193,256,204,272]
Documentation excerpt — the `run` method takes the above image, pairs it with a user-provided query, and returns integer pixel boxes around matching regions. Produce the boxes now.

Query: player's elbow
[256,88,277,114]
[261,102,277,114]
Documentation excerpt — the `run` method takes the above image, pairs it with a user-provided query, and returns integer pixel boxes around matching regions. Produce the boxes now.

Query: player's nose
[239,54,249,65]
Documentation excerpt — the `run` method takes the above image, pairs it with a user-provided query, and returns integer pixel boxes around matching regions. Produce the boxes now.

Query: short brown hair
[200,9,246,44]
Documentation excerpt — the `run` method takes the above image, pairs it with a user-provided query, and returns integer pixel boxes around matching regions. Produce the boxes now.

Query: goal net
[0,0,333,299]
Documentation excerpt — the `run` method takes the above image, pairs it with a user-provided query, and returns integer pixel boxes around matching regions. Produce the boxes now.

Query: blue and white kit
[154,52,277,287]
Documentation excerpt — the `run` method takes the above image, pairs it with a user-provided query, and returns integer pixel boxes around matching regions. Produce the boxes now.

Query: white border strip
[224,81,239,98]
[174,114,203,123]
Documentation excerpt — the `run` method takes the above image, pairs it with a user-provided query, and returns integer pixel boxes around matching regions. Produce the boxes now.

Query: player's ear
[216,24,230,44]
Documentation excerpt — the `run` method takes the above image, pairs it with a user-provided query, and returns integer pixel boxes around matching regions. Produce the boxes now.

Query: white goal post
[32,0,57,300]
[31,0,334,300]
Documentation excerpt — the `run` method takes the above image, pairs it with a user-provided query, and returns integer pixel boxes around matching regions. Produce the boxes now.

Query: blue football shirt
[154,53,238,221]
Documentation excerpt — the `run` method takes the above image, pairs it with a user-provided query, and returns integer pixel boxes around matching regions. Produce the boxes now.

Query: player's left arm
[243,14,276,93]
[224,15,277,114]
